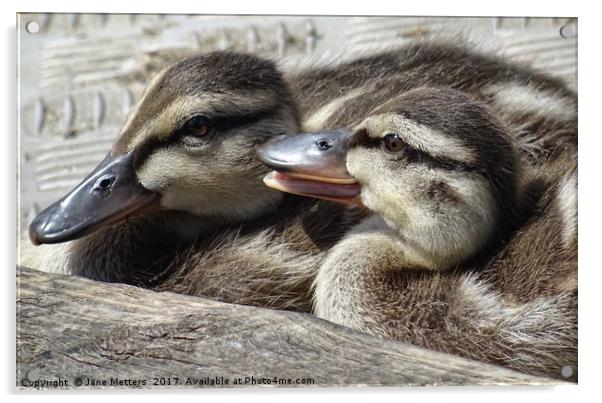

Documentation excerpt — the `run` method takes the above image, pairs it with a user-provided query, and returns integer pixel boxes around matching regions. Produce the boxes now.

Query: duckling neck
[313,215,443,323]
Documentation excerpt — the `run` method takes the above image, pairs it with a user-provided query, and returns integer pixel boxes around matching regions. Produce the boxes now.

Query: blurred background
[17,14,577,230]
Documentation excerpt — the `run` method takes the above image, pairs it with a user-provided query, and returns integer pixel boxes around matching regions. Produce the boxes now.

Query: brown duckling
[258,87,577,379]
[22,52,364,312]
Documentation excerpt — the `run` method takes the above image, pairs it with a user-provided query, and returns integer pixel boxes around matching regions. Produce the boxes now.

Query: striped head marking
[111,52,300,221]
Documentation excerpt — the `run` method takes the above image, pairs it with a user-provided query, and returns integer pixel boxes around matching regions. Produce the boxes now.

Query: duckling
[22,52,364,312]
[257,87,577,379]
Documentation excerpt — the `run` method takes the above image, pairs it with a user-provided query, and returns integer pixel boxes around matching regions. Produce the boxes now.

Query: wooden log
[16,266,564,389]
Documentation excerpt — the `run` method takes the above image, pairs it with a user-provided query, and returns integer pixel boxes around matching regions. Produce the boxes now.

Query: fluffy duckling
[258,87,577,379]
[23,52,364,311]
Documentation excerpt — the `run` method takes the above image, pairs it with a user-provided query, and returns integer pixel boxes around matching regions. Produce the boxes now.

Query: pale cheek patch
[136,148,281,220]
[136,150,213,209]
[356,153,496,265]
[137,151,180,192]
[348,150,416,229]
[445,174,498,230]
[485,82,576,121]
[138,152,222,215]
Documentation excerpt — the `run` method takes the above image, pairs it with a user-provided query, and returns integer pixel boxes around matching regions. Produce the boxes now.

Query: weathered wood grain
[16,266,564,389]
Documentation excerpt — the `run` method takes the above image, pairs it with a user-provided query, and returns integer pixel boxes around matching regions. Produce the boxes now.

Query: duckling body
[258,87,577,378]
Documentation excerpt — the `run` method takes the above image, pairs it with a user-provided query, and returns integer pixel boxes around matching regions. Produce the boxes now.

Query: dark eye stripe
[204,108,275,132]
[349,128,477,172]
[171,107,277,139]
[133,107,278,166]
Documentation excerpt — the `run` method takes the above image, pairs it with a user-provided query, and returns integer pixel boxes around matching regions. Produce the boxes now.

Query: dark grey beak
[256,129,361,202]
[256,129,354,183]
[29,151,159,245]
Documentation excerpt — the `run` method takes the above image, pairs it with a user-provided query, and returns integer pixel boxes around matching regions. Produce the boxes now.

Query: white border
[2,0,600,402]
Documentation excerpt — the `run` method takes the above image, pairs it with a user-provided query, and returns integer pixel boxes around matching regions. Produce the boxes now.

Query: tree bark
[16,266,564,389]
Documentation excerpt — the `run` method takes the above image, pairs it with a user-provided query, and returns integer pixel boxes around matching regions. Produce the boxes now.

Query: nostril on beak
[99,178,113,189]
[92,174,116,194]
[316,139,332,151]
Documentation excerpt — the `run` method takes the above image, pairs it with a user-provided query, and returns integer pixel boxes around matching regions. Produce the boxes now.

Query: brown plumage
[290,41,576,164]
[23,41,576,323]
[156,198,364,311]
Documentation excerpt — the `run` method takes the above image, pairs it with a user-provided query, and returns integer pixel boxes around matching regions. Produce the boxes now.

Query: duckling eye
[183,115,209,137]
[382,133,404,153]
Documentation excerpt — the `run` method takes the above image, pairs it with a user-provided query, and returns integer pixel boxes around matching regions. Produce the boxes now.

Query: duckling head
[258,88,521,268]
[30,52,298,245]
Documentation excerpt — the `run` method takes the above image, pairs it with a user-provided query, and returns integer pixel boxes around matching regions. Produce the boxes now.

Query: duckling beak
[256,129,361,204]
[29,151,160,245]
